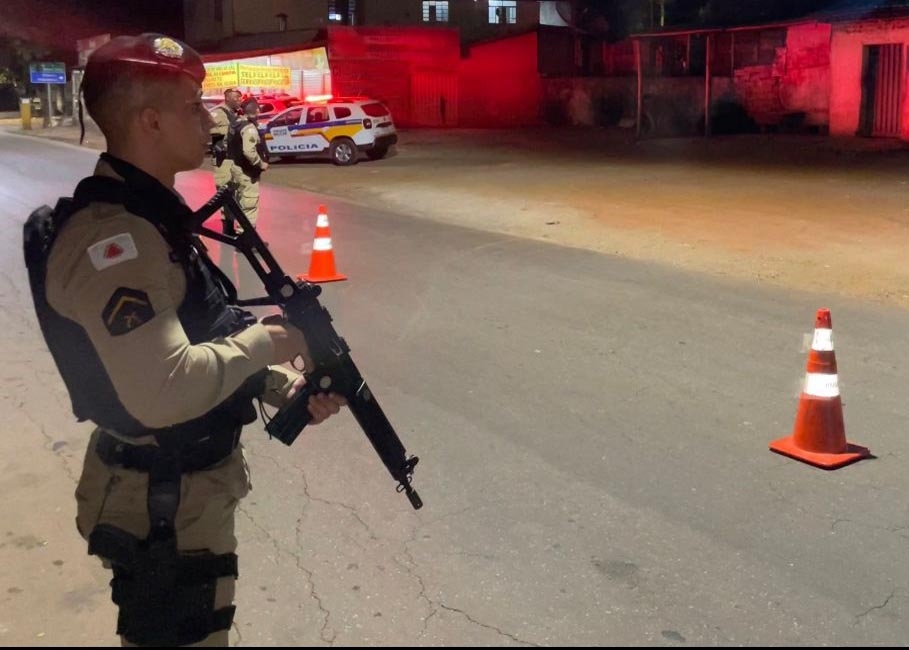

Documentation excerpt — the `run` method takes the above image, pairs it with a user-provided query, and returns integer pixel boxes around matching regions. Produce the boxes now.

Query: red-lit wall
[327,26,461,128]
[732,23,831,128]
[200,26,543,129]
[458,31,542,127]
[830,19,909,139]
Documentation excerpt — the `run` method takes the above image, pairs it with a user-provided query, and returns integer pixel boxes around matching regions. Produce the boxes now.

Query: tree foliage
[0,36,50,94]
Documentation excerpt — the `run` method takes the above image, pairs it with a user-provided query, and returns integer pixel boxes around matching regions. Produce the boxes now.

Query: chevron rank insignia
[102,288,155,336]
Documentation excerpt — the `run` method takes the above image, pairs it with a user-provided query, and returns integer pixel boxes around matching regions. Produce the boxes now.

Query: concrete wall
[186,0,326,46]
[830,18,909,138]
[541,77,636,127]
[540,23,832,136]
[449,1,539,44]
[353,0,540,41]
[459,31,542,127]
[187,0,538,47]
[185,0,228,45]
[643,77,737,136]
[328,26,461,127]
[231,0,326,33]
[541,75,741,136]
[732,22,830,128]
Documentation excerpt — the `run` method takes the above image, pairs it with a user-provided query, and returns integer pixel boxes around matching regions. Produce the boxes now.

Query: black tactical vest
[211,105,237,151]
[23,154,265,440]
[228,118,268,178]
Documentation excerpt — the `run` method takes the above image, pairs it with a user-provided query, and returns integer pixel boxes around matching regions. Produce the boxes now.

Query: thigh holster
[90,524,238,646]
[88,437,240,646]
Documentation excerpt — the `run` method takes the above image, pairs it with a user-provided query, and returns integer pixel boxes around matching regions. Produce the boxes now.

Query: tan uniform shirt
[209,105,233,139]
[45,159,297,430]
[240,121,265,169]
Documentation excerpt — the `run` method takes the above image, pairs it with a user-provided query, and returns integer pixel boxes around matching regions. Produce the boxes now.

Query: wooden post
[687,34,691,74]
[635,39,643,138]
[731,32,736,72]
[704,34,712,136]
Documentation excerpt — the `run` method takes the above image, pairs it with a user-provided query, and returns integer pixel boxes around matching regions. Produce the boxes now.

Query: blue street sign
[29,62,66,85]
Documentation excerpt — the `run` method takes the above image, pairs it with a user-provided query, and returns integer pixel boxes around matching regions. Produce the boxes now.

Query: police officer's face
[156,77,214,171]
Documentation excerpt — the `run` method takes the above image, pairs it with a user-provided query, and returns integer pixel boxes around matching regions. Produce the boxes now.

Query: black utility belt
[95,427,240,473]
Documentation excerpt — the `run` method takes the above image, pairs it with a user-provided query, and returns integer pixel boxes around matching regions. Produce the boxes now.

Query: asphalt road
[1,131,907,646]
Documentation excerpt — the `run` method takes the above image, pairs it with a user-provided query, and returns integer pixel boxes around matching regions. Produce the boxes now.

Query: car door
[264,107,303,154]
[291,105,332,153]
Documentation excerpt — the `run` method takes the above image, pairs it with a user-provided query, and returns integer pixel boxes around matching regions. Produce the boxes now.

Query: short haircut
[83,67,183,141]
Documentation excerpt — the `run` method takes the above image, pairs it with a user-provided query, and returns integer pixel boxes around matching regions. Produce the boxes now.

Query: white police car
[260,95,398,166]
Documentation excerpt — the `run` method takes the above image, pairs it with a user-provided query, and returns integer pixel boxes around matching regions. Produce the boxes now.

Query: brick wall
[733,23,831,128]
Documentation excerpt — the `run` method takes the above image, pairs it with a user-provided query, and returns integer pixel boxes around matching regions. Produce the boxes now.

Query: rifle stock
[192,186,423,510]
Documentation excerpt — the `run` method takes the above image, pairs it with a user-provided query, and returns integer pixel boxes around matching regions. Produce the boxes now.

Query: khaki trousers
[213,159,234,222]
[229,166,259,228]
[75,429,251,647]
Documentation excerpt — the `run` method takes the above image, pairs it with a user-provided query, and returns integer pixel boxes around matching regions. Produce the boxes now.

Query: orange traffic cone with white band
[769,308,870,469]
[299,205,347,283]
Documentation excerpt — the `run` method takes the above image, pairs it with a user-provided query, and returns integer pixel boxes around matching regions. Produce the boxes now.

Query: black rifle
[191,185,422,510]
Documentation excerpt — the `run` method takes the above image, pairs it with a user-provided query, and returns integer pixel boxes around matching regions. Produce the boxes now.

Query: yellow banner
[301,47,330,71]
[238,64,291,89]
[202,63,238,91]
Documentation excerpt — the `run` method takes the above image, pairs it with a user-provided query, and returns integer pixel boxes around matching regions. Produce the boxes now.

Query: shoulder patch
[102,288,155,336]
[87,233,138,271]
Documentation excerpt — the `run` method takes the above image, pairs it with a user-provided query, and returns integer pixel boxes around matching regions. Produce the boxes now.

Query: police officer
[229,97,268,231]
[209,88,241,234]
[25,34,345,646]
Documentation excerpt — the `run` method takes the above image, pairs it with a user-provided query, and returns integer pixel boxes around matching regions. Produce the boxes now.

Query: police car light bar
[305,94,333,102]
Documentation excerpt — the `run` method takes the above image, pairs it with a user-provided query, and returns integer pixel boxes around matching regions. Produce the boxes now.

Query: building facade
[829,16,909,139]
[185,0,542,50]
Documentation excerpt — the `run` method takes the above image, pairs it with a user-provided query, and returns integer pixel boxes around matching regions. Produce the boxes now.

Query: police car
[260,95,398,166]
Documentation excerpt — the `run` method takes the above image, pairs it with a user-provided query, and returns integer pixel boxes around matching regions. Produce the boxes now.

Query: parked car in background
[260,95,397,166]
[244,93,303,123]
[204,93,303,122]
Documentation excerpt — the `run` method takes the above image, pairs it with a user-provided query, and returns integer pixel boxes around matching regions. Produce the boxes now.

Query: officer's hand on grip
[261,314,312,369]
[287,376,347,425]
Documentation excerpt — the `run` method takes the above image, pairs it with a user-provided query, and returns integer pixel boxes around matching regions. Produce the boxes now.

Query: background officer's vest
[211,106,237,164]
[228,119,268,178]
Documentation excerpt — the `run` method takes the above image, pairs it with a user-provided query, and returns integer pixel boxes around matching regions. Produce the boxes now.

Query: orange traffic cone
[299,205,347,283]
[769,308,870,469]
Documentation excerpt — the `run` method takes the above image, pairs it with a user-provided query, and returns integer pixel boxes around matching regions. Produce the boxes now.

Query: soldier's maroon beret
[83,33,206,102]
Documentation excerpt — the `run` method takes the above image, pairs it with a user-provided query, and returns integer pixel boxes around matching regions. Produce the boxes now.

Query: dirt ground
[12,117,909,308]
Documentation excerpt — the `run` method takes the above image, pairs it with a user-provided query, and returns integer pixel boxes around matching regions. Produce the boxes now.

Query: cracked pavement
[2,130,909,646]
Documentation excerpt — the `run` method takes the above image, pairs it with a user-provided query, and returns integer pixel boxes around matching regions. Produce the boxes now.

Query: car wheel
[329,138,358,166]
[365,146,388,161]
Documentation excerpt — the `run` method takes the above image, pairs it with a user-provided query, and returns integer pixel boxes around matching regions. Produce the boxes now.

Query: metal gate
[410,71,458,127]
[861,43,904,137]
[873,43,903,136]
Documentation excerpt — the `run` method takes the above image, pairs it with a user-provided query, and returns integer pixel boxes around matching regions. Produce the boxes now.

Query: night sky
[0,0,184,54]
